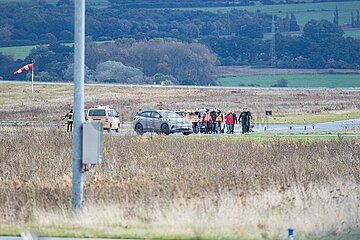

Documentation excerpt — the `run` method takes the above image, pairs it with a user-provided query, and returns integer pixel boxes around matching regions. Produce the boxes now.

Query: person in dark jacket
[245,108,252,133]
[210,109,217,134]
[231,110,237,134]
[62,109,74,132]
[239,108,247,134]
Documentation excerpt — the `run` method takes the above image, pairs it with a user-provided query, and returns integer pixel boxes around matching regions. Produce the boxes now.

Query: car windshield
[88,109,106,116]
[161,111,181,118]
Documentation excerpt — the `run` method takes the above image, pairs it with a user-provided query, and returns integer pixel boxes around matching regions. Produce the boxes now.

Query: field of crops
[185,1,360,26]
[0,129,359,238]
[219,74,360,88]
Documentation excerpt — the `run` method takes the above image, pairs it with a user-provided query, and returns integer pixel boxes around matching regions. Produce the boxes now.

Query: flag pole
[31,60,34,93]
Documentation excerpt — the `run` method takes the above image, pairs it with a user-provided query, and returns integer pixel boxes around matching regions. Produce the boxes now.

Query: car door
[151,111,162,132]
[139,111,152,130]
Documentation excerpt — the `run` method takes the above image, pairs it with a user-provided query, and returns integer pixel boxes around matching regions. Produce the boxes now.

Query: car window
[107,110,115,117]
[88,109,106,116]
[140,111,151,118]
[152,112,161,118]
[160,111,181,118]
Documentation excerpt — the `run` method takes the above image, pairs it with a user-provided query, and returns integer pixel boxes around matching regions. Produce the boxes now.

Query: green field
[0,0,108,7]
[183,1,360,26]
[0,45,38,60]
[219,74,360,88]
[344,28,360,38]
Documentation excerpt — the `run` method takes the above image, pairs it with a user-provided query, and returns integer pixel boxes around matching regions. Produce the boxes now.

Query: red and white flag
[14,64,32,75]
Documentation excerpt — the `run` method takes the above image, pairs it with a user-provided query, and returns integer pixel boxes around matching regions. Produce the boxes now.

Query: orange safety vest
[216,113,222,122]
[203,112,211,122]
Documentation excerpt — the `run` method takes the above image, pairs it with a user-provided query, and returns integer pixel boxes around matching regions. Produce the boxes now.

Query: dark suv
[133,110,193,135]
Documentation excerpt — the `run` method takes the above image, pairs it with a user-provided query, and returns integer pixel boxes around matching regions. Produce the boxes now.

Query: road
[1,118,359,136]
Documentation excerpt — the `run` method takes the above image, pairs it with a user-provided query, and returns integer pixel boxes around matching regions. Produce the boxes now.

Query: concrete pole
[72,0,86,210]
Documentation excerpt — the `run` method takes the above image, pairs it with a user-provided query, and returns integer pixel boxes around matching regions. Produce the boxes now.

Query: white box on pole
[82,121,104,164]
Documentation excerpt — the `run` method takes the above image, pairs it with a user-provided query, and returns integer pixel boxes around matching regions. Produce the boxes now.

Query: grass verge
[1,129,360,239]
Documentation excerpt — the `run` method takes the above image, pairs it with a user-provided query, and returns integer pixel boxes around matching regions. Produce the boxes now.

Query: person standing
[231,110,237,134]
[215,110,223,134]
[225,111,234,134]
[245,108,252,133]
[202,108,211,134]
[62,109,74,132]
[210,109,217,134]
[239,108,247,134]
[191,111,200,134]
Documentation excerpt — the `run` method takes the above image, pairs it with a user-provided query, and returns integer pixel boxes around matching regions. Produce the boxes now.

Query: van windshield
[88,109,106,116]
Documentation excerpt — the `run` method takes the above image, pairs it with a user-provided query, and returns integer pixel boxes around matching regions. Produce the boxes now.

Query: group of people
[183,108,252,134]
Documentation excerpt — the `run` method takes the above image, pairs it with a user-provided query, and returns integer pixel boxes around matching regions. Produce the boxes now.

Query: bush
[271,78,288,87]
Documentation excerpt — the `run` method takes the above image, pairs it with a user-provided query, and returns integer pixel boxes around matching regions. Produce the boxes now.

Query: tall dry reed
[1,128,359,238]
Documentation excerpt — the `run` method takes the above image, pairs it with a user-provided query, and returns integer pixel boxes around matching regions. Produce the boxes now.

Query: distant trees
[303,19,344,41]
[0,2,300,46]
[94,61,144,83]
[202,20,360,69]
[351,10,360,28]
[86,40,219,85]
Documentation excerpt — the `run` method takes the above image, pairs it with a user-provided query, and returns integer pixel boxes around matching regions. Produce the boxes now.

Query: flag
[14,64,32,75]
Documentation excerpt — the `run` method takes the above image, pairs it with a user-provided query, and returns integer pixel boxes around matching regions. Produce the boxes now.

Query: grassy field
[0,0,108,6]
[0,129,359,238]
[1,81,360,124]
[344,28,360,38]
[0,45,38,60]
[184,1,360,26]
[219,74,360,88]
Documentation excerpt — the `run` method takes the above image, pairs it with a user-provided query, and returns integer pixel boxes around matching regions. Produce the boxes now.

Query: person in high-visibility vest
[62,109,74,132]
[202,108,211,134]
[190,111,200,133]
[215,110,223,134]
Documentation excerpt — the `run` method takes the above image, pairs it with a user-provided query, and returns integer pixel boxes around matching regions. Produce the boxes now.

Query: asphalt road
[112,118,360,137]
[1,118,359,137]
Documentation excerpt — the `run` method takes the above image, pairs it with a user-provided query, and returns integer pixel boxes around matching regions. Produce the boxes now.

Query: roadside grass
[182,1,360,26]
[1,81,360,123]
[1,129,360,239]
[218,74,360,88]
[255,110,360,124]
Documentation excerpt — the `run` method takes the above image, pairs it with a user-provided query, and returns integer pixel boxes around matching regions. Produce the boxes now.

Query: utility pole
[271,14,276,66]
[72,0,86,210]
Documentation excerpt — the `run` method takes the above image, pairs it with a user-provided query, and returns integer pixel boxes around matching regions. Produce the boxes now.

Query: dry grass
[1,128,360,238]
[1,82,360,123]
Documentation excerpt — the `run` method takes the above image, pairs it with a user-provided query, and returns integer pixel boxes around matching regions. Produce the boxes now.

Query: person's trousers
[216,122,222,134]
[192,122,198,133]
[205,122,211,133]
[245,121,250,132]
[241,122,246,134]
[67,121,73,132]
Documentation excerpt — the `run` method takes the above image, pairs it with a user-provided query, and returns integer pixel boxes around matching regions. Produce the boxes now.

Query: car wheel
[115,123,120,133]
[107,124,111,133]
[135,123,144,135]
[161,124,170,135]
[182,132,190,136]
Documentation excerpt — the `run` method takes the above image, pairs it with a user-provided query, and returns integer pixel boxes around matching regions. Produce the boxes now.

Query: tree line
[2,40,218,85]
[201,20,360,68]
[0,1,300,47]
